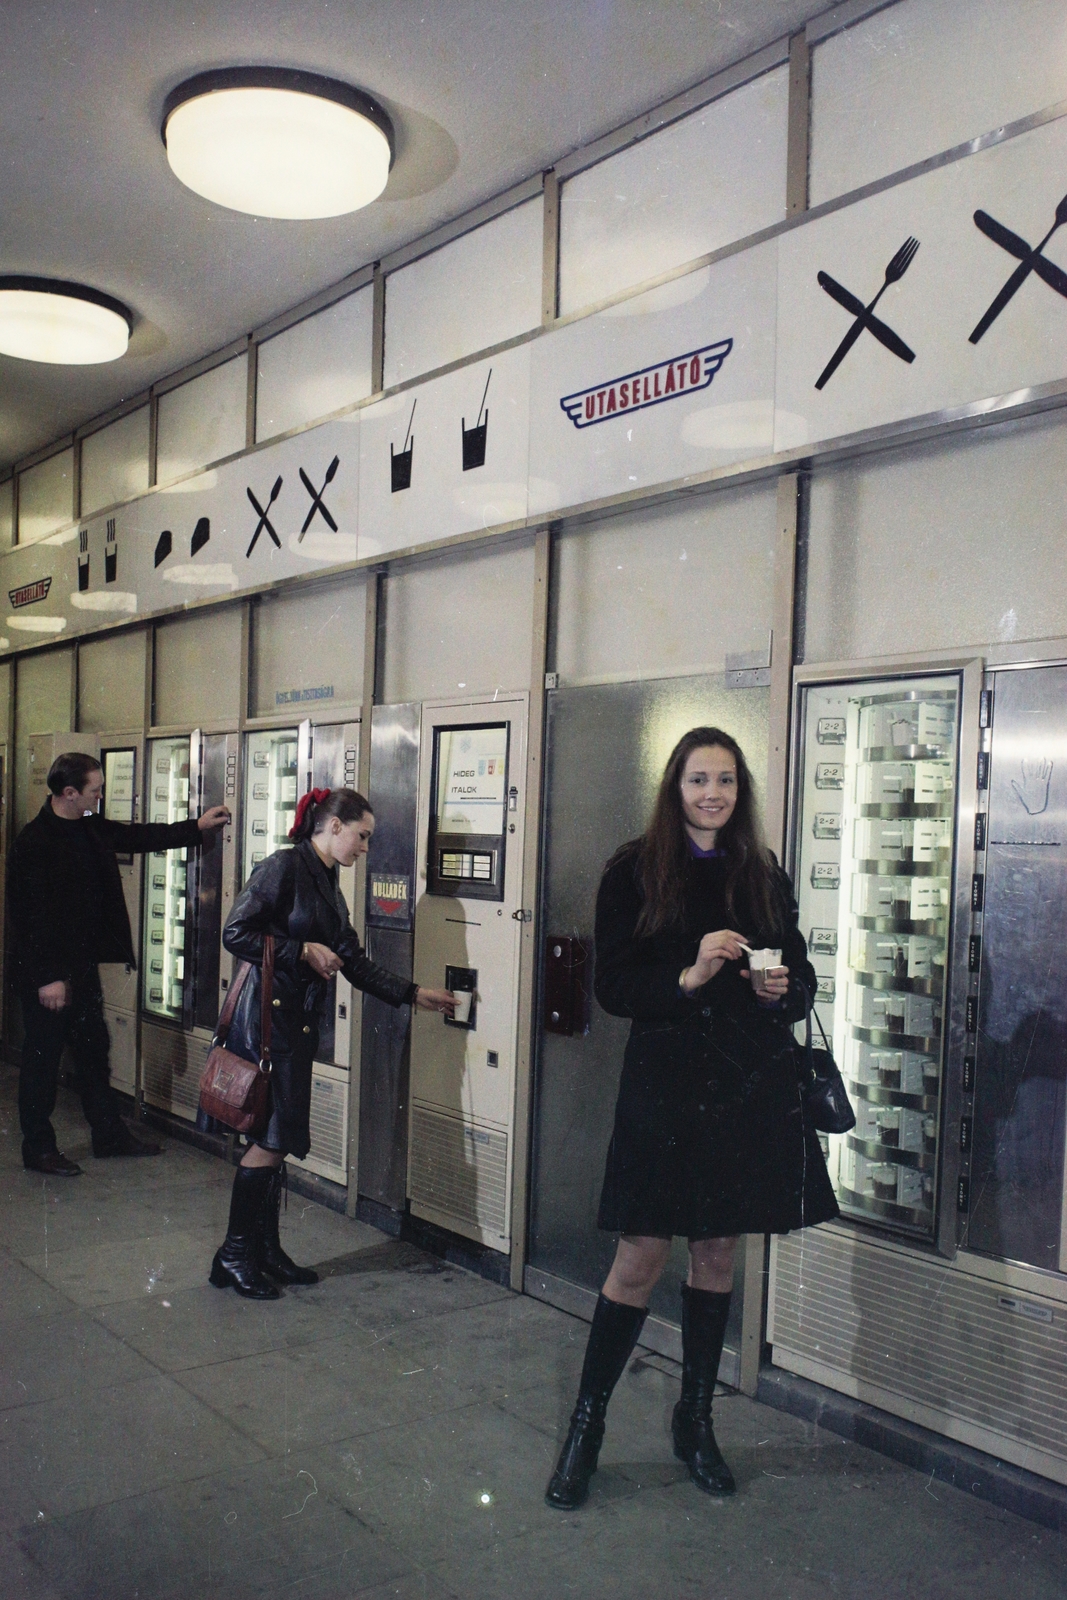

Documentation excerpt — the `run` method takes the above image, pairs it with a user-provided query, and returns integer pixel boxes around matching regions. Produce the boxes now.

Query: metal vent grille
[141,1023,208,1122]
[770,1228,1067,1478]
[409,1103,508,1237]
[289,1064,348,1185]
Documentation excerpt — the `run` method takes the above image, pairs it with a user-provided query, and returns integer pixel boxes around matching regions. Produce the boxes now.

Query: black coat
[594,845,839,1238]
[9,802,203,989]
[222,840,416,1158]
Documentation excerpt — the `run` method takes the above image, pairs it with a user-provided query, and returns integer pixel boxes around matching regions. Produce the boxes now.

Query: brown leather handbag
[198,935,275,1136]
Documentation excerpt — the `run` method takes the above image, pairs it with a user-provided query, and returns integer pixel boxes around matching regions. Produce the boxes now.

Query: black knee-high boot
[259,1165,318,1285]
[545,1295,647,1511]
[209,1166,281,1299]
[672,1282,736,1495]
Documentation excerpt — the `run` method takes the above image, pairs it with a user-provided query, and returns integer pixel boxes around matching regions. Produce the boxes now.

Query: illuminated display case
[792,672,962,1240]
[142,736,190,1022]
[242,728,299,884]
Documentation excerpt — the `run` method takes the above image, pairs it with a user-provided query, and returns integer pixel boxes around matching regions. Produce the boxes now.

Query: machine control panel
[427,722,510,901]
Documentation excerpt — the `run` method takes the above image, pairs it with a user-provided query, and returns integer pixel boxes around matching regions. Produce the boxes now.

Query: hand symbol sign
[1011,757,1053,817]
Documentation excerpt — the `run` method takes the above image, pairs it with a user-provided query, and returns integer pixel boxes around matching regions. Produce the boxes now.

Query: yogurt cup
[747,947,783,995]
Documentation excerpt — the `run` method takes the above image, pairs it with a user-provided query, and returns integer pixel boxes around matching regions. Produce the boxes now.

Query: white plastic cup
[452,990,472,1024]
[747,947,783,995]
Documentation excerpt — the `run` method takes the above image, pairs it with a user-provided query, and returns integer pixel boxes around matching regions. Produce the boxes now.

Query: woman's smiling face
[679,744,738,842]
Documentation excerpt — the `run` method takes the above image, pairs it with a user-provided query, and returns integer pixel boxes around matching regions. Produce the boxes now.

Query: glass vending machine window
[143,737,190,1022]
[242,728,299,884]
[102,747,136,863]
[793,674,961,1239]
[428,723,510,900]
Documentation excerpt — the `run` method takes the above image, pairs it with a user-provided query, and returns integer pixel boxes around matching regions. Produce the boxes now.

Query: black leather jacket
[222,839,415,1059]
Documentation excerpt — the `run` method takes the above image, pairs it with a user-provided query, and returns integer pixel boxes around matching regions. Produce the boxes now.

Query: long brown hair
[289,787,372,842]
[628,726,784,939]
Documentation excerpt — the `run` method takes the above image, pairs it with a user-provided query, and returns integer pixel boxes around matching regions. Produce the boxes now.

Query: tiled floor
[2,1066,1064,1600]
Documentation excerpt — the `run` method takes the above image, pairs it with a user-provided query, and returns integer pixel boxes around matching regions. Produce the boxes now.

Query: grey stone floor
[1,1067,1064,1600]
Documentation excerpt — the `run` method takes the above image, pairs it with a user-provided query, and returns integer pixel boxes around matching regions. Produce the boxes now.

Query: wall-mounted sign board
[3,112,1067,650]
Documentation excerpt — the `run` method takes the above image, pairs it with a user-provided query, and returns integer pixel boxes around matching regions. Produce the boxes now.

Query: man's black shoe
[25,1150,83,1176]
[93,1125,163,1158]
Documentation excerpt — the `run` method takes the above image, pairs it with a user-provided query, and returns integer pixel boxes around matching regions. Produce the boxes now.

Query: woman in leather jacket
[209,787,454,1299]
[544,727,836,1511]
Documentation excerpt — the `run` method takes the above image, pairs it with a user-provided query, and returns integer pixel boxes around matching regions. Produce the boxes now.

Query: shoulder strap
[259,934,275,1069]
[213,960,253,1044]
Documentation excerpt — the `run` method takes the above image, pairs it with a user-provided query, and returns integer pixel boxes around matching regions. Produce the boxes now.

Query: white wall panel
[14,647,73,827]
[79,630,147,732]
[18,448,74,542]
[810,0,1067,205]
[381,538,534,703]
[554,483,777,686]
[250,576,366,717]
[384,201,542,388]
[256,289,373,442]
[154,606,242,727]
[804,411,1067,664]
[81,408,150,516]
[559,66,789,315]
[156,356,247,486]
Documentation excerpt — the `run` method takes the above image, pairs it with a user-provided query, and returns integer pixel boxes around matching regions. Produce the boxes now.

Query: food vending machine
[241,717,360,1186]
[99,741,141,1097]
[140,729,239,1121]
[408,695,529,1254]
[788,670,968,1242]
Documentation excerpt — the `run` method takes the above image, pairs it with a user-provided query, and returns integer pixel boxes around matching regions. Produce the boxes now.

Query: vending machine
[99,739,141,1097]
[789,669,969,1242]
[140,729,239,1121]
[408,694,529,1253]
[240,717,360,1185]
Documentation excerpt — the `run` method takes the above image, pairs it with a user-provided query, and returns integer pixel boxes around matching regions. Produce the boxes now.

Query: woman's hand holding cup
[680,930,749,994]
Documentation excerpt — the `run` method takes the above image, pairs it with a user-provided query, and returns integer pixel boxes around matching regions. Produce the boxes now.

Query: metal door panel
[359,703,420,1210]
[530,674,768,1334]
[969,665,1067,1272]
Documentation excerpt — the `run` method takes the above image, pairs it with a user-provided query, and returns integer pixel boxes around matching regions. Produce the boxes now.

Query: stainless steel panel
[361,924,414,1209]
[968,665,1067,1272]
[359,702,420,1209]
[529,674,769,1337]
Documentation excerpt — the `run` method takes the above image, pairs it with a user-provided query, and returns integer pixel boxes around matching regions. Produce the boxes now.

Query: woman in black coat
[545,726,837,1511]
[209,787,454,1299]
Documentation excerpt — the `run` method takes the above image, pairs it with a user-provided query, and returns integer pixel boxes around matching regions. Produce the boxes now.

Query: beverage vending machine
[140,729,239,1121]
[240,717,360,1186]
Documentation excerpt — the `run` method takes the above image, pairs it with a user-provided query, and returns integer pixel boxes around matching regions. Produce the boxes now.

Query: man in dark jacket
[9,749,229,1174]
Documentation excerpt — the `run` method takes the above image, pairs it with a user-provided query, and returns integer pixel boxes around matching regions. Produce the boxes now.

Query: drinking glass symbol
[105,518,117,582]
[391,399,416,492]
[78,528,89,591]
[461,369,492,471]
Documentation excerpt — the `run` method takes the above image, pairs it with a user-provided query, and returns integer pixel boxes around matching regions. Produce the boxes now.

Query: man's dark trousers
[19,966,125,1162]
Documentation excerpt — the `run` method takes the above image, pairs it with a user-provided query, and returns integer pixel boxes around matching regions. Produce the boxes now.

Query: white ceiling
[0,0,831,472]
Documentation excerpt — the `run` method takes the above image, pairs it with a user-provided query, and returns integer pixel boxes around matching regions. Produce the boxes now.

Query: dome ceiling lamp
[0,277,132,364]
[162,67,395,220]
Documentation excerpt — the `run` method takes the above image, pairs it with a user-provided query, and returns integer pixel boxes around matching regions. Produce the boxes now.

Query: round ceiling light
[162,68,395,219]
[0,277,132,364]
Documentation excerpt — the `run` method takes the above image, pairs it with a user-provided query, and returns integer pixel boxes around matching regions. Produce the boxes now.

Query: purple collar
[686,835,724,860]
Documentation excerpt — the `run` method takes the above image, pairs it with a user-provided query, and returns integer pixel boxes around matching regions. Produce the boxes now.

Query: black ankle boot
[672,1283,736,1496]
[210,1167,281,1299]
[545,1295,647,1511]
[259,1166,318,1285]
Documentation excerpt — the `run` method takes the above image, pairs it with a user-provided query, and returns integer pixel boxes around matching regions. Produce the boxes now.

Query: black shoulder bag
[795,983,856,1135]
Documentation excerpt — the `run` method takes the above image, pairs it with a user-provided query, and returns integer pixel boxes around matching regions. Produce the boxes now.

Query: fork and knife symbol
[816,189,1067,388]
[245,457,342,557]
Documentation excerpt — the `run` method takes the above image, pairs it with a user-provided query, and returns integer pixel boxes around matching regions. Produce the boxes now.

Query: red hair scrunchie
[290,787,331,839]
